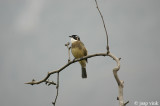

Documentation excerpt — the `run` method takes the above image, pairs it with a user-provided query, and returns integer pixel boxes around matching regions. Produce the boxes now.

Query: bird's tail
[81,67,87,78]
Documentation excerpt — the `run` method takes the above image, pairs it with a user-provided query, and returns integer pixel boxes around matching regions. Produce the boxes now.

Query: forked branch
[95,0,129,105]
[25,52,108,85]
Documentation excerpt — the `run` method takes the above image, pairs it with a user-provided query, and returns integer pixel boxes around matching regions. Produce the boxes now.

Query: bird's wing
[80,41,88,62]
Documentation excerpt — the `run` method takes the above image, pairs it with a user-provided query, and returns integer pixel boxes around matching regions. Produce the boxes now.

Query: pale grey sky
[0,0,160,106]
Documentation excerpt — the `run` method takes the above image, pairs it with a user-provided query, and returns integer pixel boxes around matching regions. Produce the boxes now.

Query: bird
[69,35,88,78]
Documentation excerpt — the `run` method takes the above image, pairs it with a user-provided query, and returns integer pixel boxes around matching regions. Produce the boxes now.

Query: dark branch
[124,101,129,106]
[45,80,56,86]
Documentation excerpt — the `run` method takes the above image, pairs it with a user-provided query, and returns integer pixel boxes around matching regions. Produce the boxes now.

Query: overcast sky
[0,0,160,106]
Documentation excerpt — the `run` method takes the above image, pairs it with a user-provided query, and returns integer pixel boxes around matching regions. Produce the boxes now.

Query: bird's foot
[73,58,76,61]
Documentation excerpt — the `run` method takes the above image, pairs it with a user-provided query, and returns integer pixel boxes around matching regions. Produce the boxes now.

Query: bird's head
[69,35,80,43]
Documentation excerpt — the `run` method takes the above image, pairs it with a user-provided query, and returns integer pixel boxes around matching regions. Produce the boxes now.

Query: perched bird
[69,35,88,78]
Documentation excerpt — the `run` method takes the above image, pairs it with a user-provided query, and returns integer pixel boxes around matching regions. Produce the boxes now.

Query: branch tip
[65,42,70,46]
[95,0,109,53]
[52,102,55,106]
[124,101,129,105]
[65,42,71,63]
[121,80,124,84]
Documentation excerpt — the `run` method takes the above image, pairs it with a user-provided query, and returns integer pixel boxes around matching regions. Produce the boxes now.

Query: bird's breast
[71,47,84,59]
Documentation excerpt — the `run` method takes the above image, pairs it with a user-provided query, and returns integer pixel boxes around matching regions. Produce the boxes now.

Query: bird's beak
[69,36,72,38]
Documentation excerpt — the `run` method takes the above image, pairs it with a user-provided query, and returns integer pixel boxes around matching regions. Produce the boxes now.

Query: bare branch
[52,72,60,106]
[95,0,129,105]
[65,42,71,62]
[108,53,121,85]
[124,101,129,106]
[45,80,56,86]
[108,52,124,105]
[25,52,108,85]
[95,0,109,52]
[25,52,108,106]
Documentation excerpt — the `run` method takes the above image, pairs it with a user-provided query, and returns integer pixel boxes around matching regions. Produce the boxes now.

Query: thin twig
[45,80,56,86]
[52,72,60,106]
[65,42,71,62]
[124,101,129,106]
[25,78,56,85]
[95,0,109,52]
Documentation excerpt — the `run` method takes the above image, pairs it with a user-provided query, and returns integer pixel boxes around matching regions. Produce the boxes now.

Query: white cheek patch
[71,38,77,43]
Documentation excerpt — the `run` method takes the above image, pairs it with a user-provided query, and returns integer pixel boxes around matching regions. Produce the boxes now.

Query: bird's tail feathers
[81,67,87,78]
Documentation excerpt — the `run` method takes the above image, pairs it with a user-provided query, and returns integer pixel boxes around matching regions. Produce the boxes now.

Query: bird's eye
[76,37,79,40]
